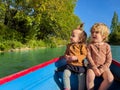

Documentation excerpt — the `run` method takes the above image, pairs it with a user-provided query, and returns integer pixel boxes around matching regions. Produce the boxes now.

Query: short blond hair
[90,23,110,41]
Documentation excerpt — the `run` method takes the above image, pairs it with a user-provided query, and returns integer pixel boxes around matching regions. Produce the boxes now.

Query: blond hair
[90,23,110,41]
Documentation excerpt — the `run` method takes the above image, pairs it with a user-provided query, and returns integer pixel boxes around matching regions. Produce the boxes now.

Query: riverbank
[0,39,67,53]
[0,45,65,53]
[0,47,45,53]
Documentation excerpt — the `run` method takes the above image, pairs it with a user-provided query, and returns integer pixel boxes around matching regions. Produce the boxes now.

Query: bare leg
[98,69,114,90]
[86,69,95,90]
[63,69,71,90]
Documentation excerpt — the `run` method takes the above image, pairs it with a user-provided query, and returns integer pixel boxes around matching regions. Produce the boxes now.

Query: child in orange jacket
[63,24,87,90]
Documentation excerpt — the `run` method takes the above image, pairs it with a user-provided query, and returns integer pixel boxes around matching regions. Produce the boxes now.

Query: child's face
[70,30,82,43]
[91,30,104,43]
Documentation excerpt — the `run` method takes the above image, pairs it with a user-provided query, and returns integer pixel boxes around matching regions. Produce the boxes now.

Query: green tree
[0,1,6,23]
[0,0,81,50]
[109,11,120,45]
[110,11,118,33]
[32,0,80,40]
[1,0,36,43]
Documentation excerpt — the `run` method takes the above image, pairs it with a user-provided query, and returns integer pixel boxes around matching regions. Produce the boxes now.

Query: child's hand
[65,55,70,61]
[65,55,77,61]
[93,68,101,76]
[99,67,104,74]
[69,56,77,61]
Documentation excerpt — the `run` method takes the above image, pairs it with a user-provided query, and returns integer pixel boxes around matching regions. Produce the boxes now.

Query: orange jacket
[65,43,87,66]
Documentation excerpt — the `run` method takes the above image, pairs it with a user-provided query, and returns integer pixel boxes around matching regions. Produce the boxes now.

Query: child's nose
[92,32,96,36]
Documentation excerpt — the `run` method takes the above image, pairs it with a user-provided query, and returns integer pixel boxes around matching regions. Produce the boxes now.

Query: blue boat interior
[0,58,120,90]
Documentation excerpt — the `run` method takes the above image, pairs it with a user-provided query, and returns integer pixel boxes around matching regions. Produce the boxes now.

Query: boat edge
[0,57,59,85]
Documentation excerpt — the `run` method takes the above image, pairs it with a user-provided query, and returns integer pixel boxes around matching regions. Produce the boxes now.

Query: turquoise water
[0,46,66,78]
[111,45,120,62]
[0,45,120,78]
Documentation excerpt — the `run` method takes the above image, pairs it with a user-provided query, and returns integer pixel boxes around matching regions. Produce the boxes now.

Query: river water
[0,45,120,78]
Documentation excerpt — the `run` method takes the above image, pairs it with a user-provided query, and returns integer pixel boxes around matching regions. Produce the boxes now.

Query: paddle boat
[0,57,120,90]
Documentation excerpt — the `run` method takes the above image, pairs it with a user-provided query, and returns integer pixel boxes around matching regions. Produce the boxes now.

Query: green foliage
[109,32,120,45]
[0,43,5,51]
[44,36,67,48]
[0,40,23,51]
[110,12,119,33]
[0,2,6,23]
[26,40,46,48]
[33,0,80,40]
[26,37,67,48]
[109,11,120,45]
[44,36,58,48]
[0,23,21,41]
[0,0,81,51]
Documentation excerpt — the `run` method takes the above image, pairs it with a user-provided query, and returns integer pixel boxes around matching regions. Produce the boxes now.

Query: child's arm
[99,44,112,72]
[87,45,102,76]
[104,45,112,67]
[87,47,97,69]
[87,53,102,76]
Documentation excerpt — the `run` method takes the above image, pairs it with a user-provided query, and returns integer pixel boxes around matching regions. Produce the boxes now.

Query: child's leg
[98,69,114,90]
[86,69,95,90]
[78,73,85,90]
[63,69,71,90]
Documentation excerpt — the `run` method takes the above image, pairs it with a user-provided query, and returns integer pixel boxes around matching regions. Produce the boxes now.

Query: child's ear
[102,35,106,41]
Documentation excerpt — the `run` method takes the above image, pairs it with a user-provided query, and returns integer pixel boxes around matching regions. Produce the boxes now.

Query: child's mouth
[92,36,97,39]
